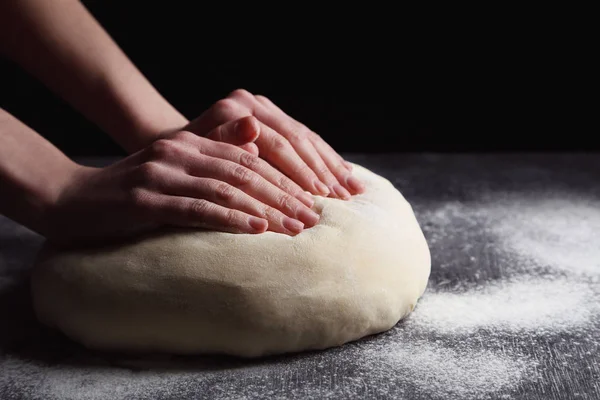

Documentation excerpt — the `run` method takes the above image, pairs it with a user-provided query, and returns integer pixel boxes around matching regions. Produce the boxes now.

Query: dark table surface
[1,153,599,400]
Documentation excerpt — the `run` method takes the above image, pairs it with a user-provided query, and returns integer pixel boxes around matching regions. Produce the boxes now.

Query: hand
[183,89,365,200]
[44,117,320,245]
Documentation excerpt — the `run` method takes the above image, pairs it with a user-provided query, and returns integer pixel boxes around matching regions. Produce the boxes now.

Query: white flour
[416,196,599,336]
[402,195,600,397]
[1,194,599,400]
[409,276,596,335]
[491,197,600,277]
[363,340,530,398]
[422,195,600,278]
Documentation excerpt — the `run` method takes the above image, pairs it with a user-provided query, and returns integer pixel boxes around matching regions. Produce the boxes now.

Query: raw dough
[30,163,431,357]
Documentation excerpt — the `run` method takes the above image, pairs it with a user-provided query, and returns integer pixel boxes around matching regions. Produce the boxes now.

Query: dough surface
[31,164,431,357]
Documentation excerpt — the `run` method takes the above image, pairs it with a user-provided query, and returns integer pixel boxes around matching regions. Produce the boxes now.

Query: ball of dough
[30,164,431,358]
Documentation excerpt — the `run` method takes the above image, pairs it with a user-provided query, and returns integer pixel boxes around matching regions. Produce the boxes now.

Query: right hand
[44,116,320,245]
[183,89,365,199]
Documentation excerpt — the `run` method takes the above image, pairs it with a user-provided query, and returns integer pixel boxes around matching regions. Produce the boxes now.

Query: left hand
[183,89,365,200]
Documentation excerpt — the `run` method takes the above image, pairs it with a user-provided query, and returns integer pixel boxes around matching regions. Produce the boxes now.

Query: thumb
[205,116,260,145]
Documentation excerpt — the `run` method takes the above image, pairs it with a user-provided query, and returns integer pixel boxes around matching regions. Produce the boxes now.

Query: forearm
[0,108,78,235]
[0,0,188,153]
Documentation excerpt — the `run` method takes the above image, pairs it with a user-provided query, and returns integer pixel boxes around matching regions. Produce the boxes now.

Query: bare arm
[0,108,78,234]
[0,0,188,153]
[0,108,319,243]
[0,0,364,199]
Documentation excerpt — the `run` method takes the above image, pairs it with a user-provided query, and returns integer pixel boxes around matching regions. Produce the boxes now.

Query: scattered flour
[403,194,600,397]
[416,195,600,337]
[361,340,530,399]
[409,276,596,335]
[1,194,599,400]
[491,198,600,277]
[0,356,196,400]
[0,336,533,400]
[422,195,600,277]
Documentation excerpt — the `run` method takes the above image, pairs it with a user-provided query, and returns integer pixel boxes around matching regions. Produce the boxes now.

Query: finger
[254,125,335,198]
[188,98,252,137]
[134,144,312,231]
[155,175,305,236]
[197,105,261,156]
[181,154,320,228]
[255,94,354,174]
[178,100,322,202]
[186,94,334,198]
[285,131,352,200]
[206,116,260,155]
[227,90,335,197]
[310,134,365,194]
[188,134,317,208]
[138,191,268,234]
[205,115,260,145]
[240,142,259,156]
[306,129,353,172]
[243,94,350,198]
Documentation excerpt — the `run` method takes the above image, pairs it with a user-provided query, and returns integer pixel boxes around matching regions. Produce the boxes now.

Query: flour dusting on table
[409,276,595,335]
[492,198,600,277]
[1,189,599,400]
[358,339,530,398]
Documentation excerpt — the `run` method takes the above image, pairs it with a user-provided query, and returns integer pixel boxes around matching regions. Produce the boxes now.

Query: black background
[0,3,594,157]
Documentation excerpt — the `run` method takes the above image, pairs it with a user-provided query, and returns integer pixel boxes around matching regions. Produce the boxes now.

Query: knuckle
[214,182,236,202]
[275,193,294,211]
[228,88,253,100]
[189,199,211,216]
[210,141,232,155]
[286,124,308,143]
[269,135,289,151]
[172,130,195,142]
[225,208,239,224]
[129,187,150,208]
[231,165,254,186]
[213,98,240,115]
[254,94,271,104]
[136,161,162,183]
[277,175,295,192]
[194,137,211,155]
[238,151,261,170]
[149,139,177,159]
[261,206,279,221]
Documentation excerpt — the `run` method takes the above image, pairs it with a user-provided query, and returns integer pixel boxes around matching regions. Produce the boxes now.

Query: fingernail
[298,191,315,207]
[346,175,365,193]
[333,184,352,200]
[283,217,304,234]
[314,180,330,196]
[249,217,268,232]
[344,161,353,171]
[297,207,320,227]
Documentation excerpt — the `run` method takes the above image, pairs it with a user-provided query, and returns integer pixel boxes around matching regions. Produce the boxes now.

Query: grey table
[1,153,599,400]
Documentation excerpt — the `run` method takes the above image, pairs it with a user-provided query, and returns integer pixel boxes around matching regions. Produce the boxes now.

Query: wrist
[94,74,189,154]
[122,111,189,153]
[37,161,92,238]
